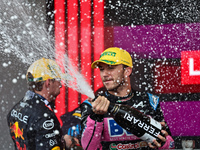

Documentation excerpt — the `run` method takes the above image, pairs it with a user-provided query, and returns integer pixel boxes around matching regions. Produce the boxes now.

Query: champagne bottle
[108,103,164,144]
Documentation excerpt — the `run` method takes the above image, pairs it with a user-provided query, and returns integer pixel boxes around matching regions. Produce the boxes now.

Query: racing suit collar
[23,90,52,110]
[34,92,52,110]
[105,89,134,103]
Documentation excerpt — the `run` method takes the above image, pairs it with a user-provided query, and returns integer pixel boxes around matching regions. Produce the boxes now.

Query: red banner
[181,50,200,85]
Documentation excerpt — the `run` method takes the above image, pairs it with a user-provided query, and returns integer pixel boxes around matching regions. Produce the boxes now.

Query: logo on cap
[100,51,116,58]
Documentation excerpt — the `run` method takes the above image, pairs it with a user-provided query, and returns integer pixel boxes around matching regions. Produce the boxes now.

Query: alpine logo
[132,101,145,108]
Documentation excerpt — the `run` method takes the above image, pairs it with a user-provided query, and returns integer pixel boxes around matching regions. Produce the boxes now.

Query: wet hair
[27,72,45,91]
[123,64,129,69]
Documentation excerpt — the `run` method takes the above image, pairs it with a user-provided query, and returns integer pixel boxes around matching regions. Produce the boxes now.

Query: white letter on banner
[189,58,200,76]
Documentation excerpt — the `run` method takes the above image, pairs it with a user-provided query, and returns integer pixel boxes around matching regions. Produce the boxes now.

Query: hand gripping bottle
[108,103,164,144]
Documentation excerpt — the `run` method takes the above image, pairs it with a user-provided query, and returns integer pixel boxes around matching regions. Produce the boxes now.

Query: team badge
[147,93,159,110]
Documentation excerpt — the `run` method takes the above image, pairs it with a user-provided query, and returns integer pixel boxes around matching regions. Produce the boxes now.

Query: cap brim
[91,60,109,69]
[91,60,121,69]
[91,60,100,69]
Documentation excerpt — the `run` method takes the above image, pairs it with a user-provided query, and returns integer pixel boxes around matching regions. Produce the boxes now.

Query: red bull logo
[10,122,24,140]
[16,141,26,150]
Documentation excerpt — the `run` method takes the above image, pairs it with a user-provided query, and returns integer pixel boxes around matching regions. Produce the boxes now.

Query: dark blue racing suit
[7,90,63,150]
[81,90,175,150]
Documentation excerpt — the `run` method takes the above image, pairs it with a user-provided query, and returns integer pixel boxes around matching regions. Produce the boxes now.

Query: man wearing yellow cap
[7,58,68,150]
[81,47,175,150]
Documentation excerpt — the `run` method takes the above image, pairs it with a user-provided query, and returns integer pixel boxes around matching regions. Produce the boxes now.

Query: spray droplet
[12,78,17,83]
[2,63,8,67]
[21,74,26,79]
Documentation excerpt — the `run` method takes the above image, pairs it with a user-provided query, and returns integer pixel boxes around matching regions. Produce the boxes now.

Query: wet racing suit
[81,90,175,150]
[7,90,63,150]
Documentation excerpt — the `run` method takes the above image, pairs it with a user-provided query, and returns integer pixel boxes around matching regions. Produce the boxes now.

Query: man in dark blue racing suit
[7,58,70,150]
[81,47,175,150]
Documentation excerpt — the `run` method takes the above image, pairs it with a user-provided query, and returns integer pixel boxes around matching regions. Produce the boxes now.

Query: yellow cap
[91,47,133,69]
[26,58,70,82]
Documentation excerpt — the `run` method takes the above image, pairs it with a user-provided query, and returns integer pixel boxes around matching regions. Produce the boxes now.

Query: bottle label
[150,118,162,129]
[124,112,162,142]
[140,133,156,143]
